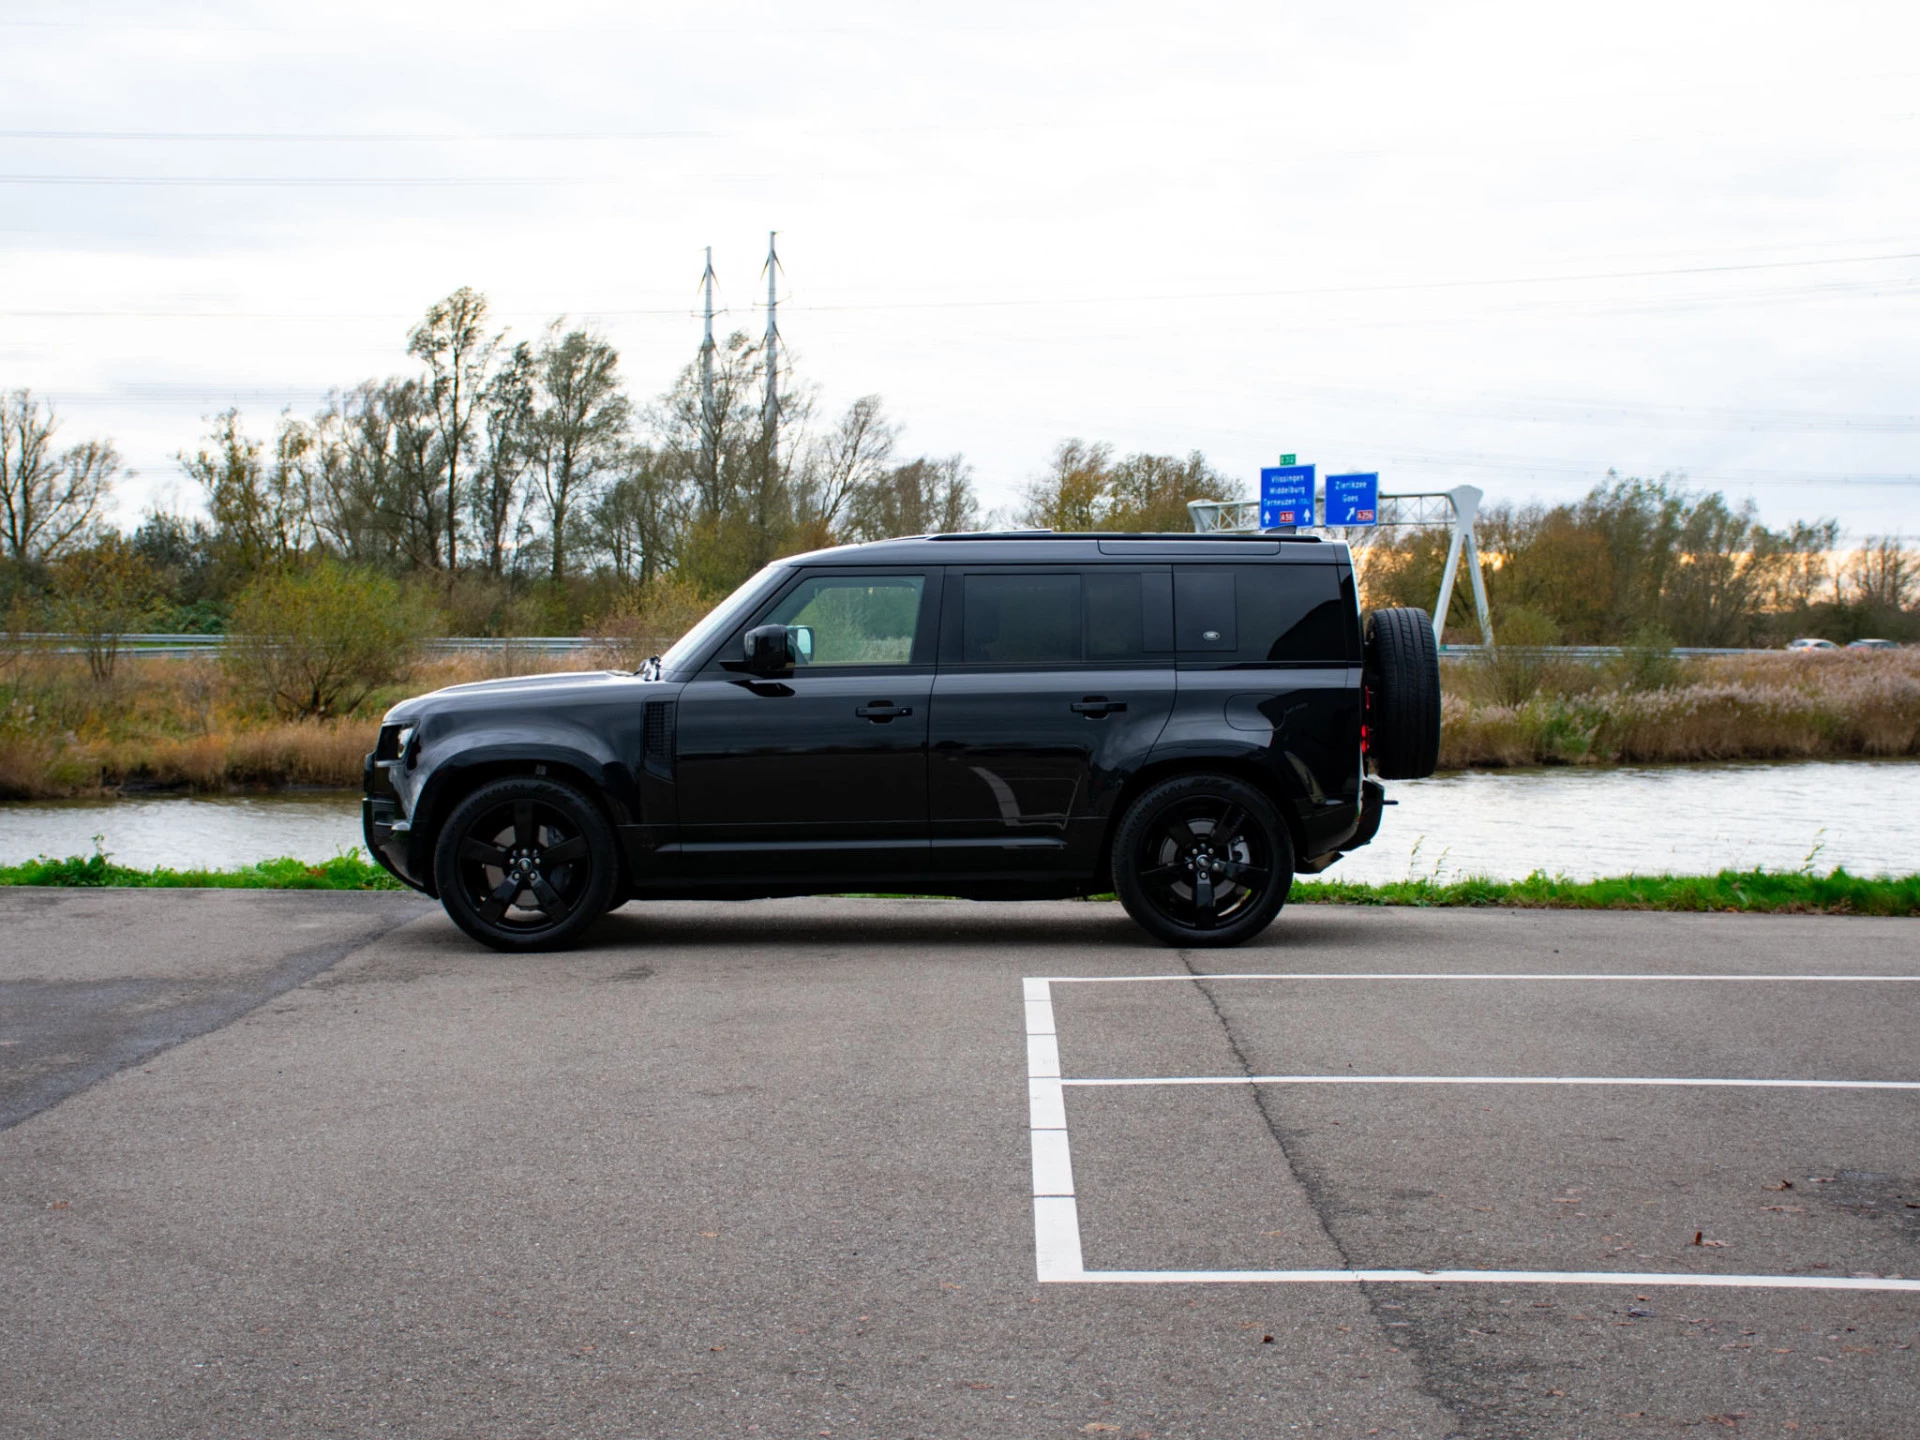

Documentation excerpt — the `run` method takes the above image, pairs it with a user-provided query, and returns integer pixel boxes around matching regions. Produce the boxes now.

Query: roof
[784,531,1349,567]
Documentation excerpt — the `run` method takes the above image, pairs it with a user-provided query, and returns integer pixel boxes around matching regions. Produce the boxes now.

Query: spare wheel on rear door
[1365,607,1441,780]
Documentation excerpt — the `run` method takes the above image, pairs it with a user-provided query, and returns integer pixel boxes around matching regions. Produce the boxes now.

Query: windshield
[657,562,788,676]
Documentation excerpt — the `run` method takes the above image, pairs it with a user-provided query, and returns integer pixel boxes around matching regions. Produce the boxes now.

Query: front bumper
[363,752,430,893]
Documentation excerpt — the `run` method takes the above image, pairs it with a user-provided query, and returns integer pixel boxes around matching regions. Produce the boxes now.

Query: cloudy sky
[4,0,1917,535]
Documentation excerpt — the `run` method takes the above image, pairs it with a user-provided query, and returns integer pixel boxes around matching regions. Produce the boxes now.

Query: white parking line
[1025,974,1920,1292]
[1064,1075,1920,1090]
[1043,972,1920,984]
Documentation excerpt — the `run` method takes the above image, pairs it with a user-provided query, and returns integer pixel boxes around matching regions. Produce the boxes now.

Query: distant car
[1786,637,1838,651]
[1847,638,1897,651]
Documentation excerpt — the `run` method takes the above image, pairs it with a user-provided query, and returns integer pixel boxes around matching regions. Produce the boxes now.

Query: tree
[592,445,681,585]
[224,559,426,719]
[847,454,979,539]
[0,390,118,563]
[801,394,897,539]
[1847,535,1917,613]
[49,535,163,682]
[473,342,537,578]
[1016,441,1236,532]
[179,409,312,580]
[407,287,499,575]
[1018,439,1113,530]
[1103,450,1230,531]
[530,326,631,583]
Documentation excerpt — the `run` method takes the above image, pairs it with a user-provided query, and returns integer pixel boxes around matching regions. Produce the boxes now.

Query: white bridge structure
[1188,484,1495,650]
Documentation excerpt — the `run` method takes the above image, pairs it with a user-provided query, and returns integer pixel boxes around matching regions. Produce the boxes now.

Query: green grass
[1290,867,1920,916]
[0,850,405,890]
[1,853,1914,915]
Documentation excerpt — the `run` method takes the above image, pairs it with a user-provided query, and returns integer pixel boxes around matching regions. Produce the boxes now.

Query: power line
[0,174,598,187]
[0,129,715,142]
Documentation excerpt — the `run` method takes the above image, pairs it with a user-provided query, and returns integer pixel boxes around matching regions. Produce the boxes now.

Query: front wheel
[1112,774,1293,947]
[433,776,618,952]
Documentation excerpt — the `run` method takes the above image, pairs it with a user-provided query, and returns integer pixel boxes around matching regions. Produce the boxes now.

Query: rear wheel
[433,776,617,952]
[1113,773,1293,947]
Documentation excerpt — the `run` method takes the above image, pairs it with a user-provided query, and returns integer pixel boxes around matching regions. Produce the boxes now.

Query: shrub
[225,560,429,719]
[589,573,713,670]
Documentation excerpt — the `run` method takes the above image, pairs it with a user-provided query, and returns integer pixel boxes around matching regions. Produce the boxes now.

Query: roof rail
[925,530,1323,542]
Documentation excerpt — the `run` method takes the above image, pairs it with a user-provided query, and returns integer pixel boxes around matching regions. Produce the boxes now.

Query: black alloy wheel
[1113,773,1293,947]
[433,776,617,952]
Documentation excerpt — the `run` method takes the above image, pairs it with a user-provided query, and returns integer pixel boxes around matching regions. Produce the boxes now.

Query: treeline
[0,288,999,638]
[1366,474,1918,647]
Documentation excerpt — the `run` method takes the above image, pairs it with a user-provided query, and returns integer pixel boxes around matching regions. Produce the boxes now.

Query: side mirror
[742,624,793,675]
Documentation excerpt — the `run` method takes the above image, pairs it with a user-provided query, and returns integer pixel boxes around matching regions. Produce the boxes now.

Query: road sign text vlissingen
[1325,472,1380,526]
[1260,464,1316,528]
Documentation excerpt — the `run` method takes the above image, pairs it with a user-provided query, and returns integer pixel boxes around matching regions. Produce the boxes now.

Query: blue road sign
[1325,472,1380,526]
[1260,464,1315,528]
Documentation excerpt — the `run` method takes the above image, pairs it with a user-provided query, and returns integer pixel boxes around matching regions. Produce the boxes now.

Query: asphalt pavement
[2,891,1916,1439]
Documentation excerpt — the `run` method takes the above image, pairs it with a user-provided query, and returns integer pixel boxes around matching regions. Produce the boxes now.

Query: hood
[384,669,654,724]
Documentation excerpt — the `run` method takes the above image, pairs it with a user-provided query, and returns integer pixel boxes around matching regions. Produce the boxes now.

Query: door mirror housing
[742,624,794,675]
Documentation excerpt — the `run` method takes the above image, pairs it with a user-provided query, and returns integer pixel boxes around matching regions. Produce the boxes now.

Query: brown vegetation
[1440,648,1920,768]
[2,639,1915,799]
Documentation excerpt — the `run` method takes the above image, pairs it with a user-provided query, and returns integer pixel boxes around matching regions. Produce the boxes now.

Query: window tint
[963,574,1082,665]
[1175,565,1354,664]
[763,574,925,665]
[1086,571,1147,659]
[1174,570,1237,651]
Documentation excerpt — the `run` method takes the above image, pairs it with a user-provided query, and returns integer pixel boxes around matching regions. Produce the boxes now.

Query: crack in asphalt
[1180,950,1470,1439]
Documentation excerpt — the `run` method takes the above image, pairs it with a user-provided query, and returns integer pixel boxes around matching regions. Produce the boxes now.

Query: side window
[1242,566,1353,663]
[762,574,925,666]
[1175,565,1354,664]
[963,573,1082,665]
[1085,571,1147,660]
[1174,570,1237,652]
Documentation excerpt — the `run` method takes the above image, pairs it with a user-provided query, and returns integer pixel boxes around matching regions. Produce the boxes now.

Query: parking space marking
[1042,972,1920,985]
[1024,974,1920,1292]
[1064,1075,1920,1090]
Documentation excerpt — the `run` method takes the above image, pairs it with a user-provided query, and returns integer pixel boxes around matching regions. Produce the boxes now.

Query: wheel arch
[1093,753,1306,890]
[409,748,634,897]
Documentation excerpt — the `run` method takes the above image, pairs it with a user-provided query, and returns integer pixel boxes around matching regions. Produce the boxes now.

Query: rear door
[674,567,939,879]
[927,566,1176,878]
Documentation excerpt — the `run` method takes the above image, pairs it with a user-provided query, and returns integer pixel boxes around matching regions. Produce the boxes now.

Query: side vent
[642,700,677,781]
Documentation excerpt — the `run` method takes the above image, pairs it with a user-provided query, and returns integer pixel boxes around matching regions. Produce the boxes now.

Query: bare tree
[530,327,631,583]
[408,287,498,574]
[801,394,897,536]
[473,342,536,578]
[847,454,979,539]
[178,409,311,577]
[1847,535,1917,612]
[0,390,118,563]
[592,445,682,585]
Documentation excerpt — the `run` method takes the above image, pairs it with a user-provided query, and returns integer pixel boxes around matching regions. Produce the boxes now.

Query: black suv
[365,533,1440,951]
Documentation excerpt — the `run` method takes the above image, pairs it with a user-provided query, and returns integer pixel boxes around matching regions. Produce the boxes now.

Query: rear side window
[963,574,1082,664]
[1175,565,1355,664]
[959,569,1172,665]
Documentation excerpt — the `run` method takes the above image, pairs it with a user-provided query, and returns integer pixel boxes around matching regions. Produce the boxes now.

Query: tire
[1365,607,1441,780]
[1113,773,1294,948]
[433,776,618,952]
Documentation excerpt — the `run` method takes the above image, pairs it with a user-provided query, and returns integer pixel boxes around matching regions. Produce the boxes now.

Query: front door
[674,568,938,880]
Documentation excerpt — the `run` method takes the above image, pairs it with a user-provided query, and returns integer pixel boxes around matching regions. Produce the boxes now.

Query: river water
[2,759,1916,882]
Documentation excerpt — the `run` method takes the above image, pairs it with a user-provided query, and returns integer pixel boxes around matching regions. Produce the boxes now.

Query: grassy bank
[2,853,1913,914]
[1,645,1916,798]
[0,851,406,890]
[1291,867,1920,916]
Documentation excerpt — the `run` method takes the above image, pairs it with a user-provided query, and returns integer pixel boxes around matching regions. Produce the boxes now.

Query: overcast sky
[4,0,1916,535]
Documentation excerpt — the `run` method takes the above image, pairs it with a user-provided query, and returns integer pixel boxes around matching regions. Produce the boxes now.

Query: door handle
[855,701,914,721]
[1070,697,1127,717]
